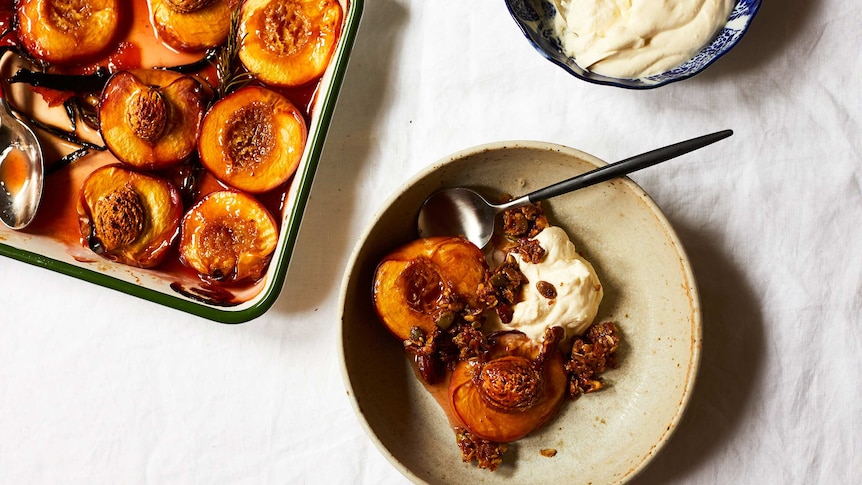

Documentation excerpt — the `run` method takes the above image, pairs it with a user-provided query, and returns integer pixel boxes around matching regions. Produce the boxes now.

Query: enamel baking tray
[0,1,363,323]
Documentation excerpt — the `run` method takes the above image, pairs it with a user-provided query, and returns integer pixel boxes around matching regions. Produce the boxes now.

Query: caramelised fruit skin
[99,69,207,170]
[77,164,183,268]
[150,0,238,52]
[179,190,279,284]
[238,0,343,87]
[198,86,307,194]
[373,237,488,341]
[16,0,121,65]
[449,331,567,443]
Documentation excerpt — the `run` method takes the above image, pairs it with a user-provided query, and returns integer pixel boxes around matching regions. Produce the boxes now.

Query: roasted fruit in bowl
[16,0,122,65]
[372,237,488,342]
[77,164,183,268]
[198,86,307,194]
[99,69,207,170]
[449,330,568,443]
[179,190,278,283]
[150,0,238,52]
[239,0,343,87]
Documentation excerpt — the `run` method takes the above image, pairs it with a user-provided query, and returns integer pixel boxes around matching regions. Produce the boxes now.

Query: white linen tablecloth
[2,0,860,483]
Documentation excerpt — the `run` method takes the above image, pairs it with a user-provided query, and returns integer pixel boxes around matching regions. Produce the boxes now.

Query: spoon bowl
[418,130,732,247]
[0,83,44,230]
[0,84,44,230]
[416,187,500,249]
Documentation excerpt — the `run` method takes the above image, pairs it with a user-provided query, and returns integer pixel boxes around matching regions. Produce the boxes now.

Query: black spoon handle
[525,129,733,203]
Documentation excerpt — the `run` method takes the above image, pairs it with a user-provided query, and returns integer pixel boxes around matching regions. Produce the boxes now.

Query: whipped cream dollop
[552,0,735,78]
[496,226,603,342]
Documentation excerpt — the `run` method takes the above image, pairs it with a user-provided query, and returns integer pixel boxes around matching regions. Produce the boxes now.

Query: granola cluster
[403,321,491,385]
[455,428,507,471]
[566,321,621,398]
[477,257,526,324]
[502,201,549,239]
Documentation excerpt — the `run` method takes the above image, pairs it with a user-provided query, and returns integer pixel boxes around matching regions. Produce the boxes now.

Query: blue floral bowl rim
[505,0,763,89]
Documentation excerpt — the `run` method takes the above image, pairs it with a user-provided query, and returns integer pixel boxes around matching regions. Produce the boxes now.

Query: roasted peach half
[99,69,207,170]
[179,190,278,283]
[198,86,307,193]
[150,0,238,52]
[449,331,568,443]
[78,164,183,268]
[238,0,343,87]
[373,237,488,341]
[16,0,121,65]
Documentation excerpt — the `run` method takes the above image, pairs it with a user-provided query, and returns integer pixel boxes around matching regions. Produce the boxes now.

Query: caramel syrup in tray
[0,0,327,307]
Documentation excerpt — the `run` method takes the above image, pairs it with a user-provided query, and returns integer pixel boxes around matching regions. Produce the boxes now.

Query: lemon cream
[552,0,735,78]
[499,226,603,342]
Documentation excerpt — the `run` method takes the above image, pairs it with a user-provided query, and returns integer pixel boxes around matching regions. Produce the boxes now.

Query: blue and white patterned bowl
[505,0,762,89]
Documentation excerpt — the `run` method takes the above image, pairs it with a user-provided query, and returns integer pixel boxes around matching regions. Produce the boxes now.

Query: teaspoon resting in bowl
[0,83,44,230]
[417,129,732,248]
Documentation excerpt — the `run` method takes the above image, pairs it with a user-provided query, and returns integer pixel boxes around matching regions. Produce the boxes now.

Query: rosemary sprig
[212,6,255,100]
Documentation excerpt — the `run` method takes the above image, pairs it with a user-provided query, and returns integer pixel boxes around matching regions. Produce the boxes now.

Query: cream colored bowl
[339,141,701,483]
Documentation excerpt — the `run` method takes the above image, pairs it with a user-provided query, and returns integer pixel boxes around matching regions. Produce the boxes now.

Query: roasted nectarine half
[198,85,307,193]
[78,164,183,268]
[373,237,488,341]
[449,331,567,443]
[179,190,278,283]
[150,0,239,52]
[16,0,121,65]
[238,0,343,87]
[99,69,207,170]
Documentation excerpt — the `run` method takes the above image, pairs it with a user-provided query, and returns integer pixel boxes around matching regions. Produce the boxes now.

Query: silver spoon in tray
[0,83,44,230]
[417,129,732,248]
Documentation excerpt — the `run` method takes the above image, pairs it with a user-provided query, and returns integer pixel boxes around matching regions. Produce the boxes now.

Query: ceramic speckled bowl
[339,141,702,483]
[505,0,762,89]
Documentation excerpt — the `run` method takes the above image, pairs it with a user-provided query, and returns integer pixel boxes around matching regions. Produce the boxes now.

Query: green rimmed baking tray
[0,0,363,323]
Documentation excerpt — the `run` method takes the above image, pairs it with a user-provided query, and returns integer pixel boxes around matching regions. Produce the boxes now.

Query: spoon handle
[524,129,733,203]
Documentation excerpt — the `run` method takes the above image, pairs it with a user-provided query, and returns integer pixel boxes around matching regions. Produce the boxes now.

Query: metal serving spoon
[0,83,44,230]
[417,129,732,248]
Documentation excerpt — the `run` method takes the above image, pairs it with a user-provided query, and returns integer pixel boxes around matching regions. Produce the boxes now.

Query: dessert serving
[373,202,620,470]
[340,142,702,483]
[0,0,361,321]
